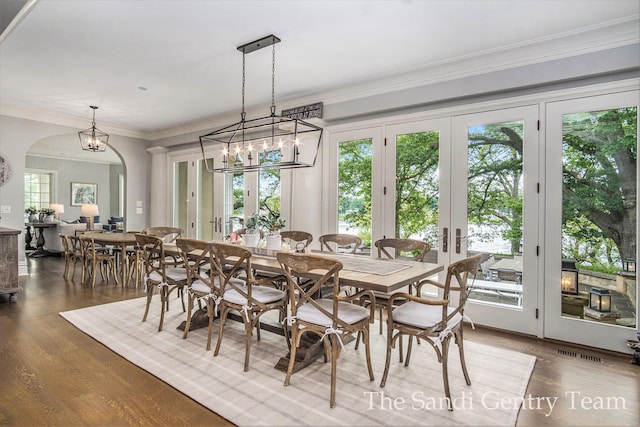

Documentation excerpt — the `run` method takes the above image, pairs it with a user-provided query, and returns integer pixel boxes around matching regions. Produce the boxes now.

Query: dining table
[165,242,444,371]
[82,231,138,286]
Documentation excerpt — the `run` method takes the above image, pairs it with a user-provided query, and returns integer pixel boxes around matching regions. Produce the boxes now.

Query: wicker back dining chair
[211,242,287,372]
[318,233,361,254]
[379,253,483,410]
[277,252,375,408]
[135,233,189,332]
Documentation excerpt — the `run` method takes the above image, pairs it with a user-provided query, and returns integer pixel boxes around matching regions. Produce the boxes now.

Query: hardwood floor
[1,256,638,426]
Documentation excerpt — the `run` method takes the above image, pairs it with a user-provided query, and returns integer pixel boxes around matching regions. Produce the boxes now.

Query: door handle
[455,228,467,254]
[442,227,448,253]
[217,217,222,233]
[213,217,218,232]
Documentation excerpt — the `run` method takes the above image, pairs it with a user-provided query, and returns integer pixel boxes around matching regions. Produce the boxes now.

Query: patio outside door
[451,106,540,335]
[544,91,638,352]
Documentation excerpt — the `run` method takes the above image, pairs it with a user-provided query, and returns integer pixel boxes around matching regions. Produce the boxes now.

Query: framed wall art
[70,182,97,206]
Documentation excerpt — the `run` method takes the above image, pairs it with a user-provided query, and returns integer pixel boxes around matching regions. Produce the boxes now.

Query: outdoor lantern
[589,287,611,312]
[622,259,636,273]
[561,259,579,295]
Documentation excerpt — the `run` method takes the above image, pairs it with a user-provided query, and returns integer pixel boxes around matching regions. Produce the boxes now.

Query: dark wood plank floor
[1,256,638,426]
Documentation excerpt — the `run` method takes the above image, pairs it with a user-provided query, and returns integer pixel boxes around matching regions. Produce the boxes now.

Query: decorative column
[147,146,169,227]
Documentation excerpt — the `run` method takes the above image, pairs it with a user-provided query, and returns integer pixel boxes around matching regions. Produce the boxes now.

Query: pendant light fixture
[78,105,109,152]
[199,35,323,173]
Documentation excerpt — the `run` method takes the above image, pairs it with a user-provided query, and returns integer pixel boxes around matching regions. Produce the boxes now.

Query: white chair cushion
[148,267,188,283]
[190,279,217,294]
[392,301,462,330]
[223,285,285,306]
[297,299,370,328]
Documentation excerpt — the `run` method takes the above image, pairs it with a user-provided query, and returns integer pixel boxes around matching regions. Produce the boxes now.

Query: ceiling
[1,0,639,163]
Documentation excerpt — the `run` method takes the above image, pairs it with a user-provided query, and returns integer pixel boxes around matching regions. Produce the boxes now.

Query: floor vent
[580,354,603,363]
[557,348,603,363]
[557,348,577,357]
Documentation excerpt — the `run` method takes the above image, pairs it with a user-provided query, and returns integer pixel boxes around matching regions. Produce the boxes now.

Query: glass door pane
[453,106,539,336]
[173,160,188,234]
[561,107,636,327]
[546,91,638,352]
[338,138,372,253]
[467,120,524,308]
[198,158,215,240]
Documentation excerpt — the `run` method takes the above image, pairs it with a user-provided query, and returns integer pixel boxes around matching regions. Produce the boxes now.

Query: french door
[327,106,540,335]
[545,91,638,352]
[451,106,540,335]
[171,153,226,240]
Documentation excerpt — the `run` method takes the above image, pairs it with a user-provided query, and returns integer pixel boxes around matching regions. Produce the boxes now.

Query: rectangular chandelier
[199,35,323,173]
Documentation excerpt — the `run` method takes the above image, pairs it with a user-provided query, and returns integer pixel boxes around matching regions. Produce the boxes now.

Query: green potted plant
[259,207,286,250]
[243,213,262,247]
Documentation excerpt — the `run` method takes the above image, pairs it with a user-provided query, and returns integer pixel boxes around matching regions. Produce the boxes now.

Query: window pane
[467,121,524,308]
[395,131,439,245]
[561,107,637,327]
[338,139,372,249]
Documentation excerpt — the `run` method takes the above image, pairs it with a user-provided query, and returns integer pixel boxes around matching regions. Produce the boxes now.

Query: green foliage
[25,206,37,214]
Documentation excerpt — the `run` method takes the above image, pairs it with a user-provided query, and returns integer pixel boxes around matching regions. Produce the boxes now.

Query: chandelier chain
[271,42,276,115]
[241,51,246,119]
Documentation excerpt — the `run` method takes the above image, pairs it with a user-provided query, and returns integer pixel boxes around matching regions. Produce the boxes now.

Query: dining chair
[276,252,375,408]
[60,234,80,279]
[78,236,120,288]
[211,242,287,372]
[379,253,482,410]
[318,233,361,254]
[142,226,183,243]
[66,235,84,280]
[175,238,223,350]
[371,238,432,333]
[280,230,313,251]
[135,233,190,332]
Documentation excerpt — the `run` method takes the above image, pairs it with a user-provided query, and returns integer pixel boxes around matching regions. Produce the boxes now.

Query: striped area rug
[60,297,535,426]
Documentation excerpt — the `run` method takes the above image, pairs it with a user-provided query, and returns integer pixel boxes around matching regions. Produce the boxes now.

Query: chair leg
[380,327,395,388]
[329,334,339,408]
[142,284,154,322]
[284,326,299,386]
[441,336,453,411]
[243,314,253,372]
[456,328,471,386]
[158,286,168,332]
[213,305,229,357]
[206,299,215,351]
[362,327,375,381]
[183,295,194,339]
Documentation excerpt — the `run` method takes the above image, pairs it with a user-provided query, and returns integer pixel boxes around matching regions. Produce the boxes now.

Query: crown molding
[3,16,637,142]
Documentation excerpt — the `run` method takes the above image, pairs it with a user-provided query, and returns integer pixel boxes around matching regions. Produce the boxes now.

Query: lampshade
[81,204,99,217]
[78,106,109,152]
[49,203,64,214]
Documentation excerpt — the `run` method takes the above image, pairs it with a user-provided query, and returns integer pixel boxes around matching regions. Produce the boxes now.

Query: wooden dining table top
[164,242,443,293]
[82,231,138,245]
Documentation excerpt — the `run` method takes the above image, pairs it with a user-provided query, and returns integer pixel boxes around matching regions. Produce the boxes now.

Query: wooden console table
[0,227,22,302]
[25,222,57,257]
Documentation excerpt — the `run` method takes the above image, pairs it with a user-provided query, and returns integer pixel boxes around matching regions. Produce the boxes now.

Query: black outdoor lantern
[589,287,612,312]
[622,259,636,273]
[561,259,579,295]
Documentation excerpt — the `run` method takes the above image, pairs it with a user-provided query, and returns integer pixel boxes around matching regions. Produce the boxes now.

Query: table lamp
[81,204,99,230]
[50,203,64,220]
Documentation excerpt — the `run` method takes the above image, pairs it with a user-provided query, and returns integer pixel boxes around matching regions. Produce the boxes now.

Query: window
[24,171,54,212]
